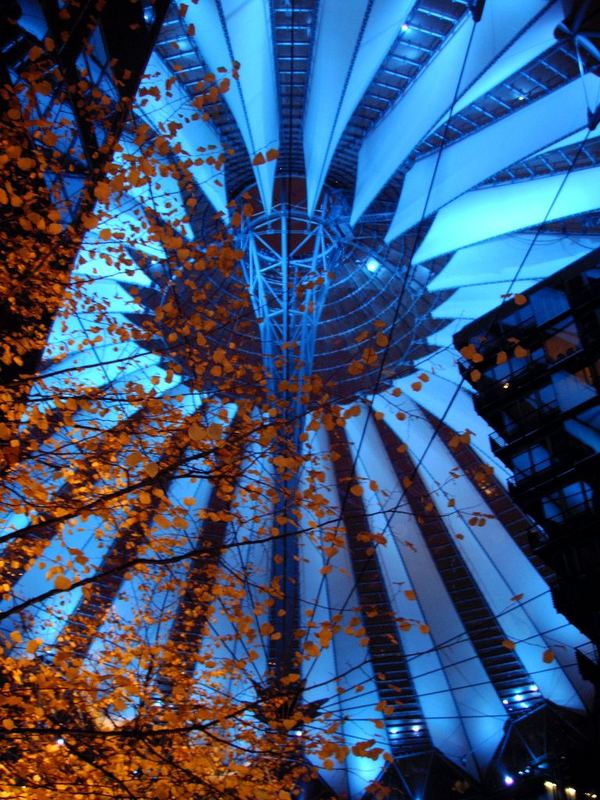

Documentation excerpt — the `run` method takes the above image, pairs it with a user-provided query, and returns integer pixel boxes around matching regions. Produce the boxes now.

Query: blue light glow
[366,257,381,273]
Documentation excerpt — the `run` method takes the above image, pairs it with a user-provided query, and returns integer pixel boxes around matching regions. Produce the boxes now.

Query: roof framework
[2,0,600,797]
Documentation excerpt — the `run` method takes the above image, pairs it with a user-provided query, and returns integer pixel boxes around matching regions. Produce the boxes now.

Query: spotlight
[411,725,421,733]
[402,23,410,32]
[366,257,381,273]
[389,727,400,735]
[504,775,515,786]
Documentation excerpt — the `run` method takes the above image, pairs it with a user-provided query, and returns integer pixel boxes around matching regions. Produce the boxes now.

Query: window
[500,305,535,332]
[541,481,595,523]
[512,444,551,478]
[531,287,569,325]
[501,383,558,435]
[552,370,597,412]
[543,320,580,363]
[565,407,600,455]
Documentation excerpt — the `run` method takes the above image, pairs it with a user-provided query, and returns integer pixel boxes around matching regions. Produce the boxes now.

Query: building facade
[456,249,600,653]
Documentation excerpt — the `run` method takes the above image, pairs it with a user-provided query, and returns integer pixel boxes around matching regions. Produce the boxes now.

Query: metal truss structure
[2,1,600,798]
[239,191,347,422]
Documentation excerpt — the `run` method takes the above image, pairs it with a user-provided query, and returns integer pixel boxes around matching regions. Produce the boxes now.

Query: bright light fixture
[504,775,515,786]
[366,256,381,273]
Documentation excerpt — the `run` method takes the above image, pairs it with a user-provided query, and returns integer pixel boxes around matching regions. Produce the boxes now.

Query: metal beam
[351,0,555,225]
[304,0,415,215]
[413,164,600,263]
[372,391,593,712]
[186,0,279,212]
[345,408,507,778]
[386,73,599,241]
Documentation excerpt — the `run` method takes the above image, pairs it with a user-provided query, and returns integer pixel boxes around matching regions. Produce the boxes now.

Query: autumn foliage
[0,1,560,795]
[0,12,403,799]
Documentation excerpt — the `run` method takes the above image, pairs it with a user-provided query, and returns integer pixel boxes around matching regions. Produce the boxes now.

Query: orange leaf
[542,649,555,664]
[17,157,36,170]
[93,182,111,203]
